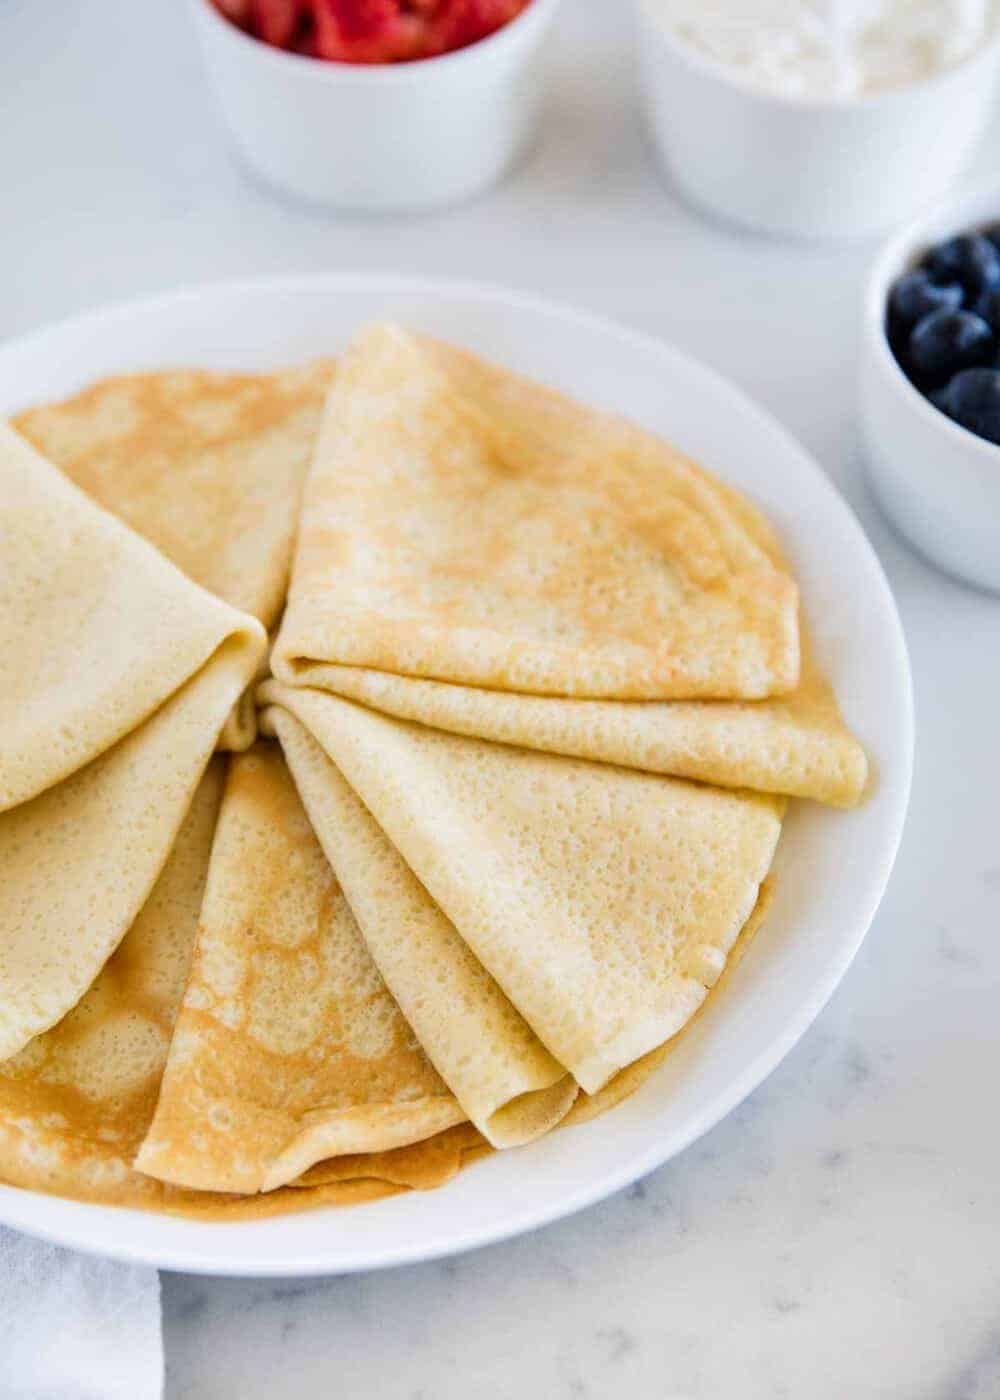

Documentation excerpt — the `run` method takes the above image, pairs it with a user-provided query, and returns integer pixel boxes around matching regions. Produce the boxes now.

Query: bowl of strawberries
[192,0,561,210]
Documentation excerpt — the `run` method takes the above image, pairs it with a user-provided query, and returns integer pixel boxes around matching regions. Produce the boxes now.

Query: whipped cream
[649,0,996,98]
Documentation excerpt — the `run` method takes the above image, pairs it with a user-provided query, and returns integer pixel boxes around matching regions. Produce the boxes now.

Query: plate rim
[0,273,914,1276]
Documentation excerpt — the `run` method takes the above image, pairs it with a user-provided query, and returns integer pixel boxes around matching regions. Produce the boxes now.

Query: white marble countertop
[3,2,999,1396]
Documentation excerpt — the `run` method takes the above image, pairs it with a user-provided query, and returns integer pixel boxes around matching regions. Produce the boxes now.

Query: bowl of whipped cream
[637,0,1000,239]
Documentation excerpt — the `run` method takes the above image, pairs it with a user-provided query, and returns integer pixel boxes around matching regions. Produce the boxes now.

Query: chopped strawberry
[234,0,532,62]
[311,0,425,63]
[431,0,529,52]
[251,0,305,48]
[323,0,403,40]
[212,0,254,27]
[290,20,319,55]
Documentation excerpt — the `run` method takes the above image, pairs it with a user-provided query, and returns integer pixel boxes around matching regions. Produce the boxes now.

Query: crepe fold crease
[0,424,267,1060]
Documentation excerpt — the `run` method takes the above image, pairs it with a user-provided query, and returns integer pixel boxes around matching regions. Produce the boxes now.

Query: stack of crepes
[0,326,867,1217]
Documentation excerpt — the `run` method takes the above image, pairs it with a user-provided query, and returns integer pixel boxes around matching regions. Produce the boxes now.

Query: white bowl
[861,183,1000,594]
[635,0,1000,241]
[188,0,560,212]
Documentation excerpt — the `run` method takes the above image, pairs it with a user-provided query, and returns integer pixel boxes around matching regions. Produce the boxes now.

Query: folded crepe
[0,764,226,1208]
[272,323,800,703]
[136,744,465,1195]
[269,325,866,806]
[299,650,866,807]
[261,685,783,1096]
[449,879,776,1184]
[13,361,335,751]
[0,424,267,1060]
[263,706,578,1147]
[13,360,334,628]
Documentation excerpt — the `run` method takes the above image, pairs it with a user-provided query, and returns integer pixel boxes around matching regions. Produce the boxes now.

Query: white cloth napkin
[0,1229,162,1400]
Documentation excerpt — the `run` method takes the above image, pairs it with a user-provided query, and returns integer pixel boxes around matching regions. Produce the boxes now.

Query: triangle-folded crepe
[270,326,866,805]
[262,705,579,1148]
[273,323,800,703]
[0,423,267,1059]
[13,361,334,751]
[136,744,465,1195]
[13,359,335,629]
[0,764,226,1209]
[293,651,866,807]
[261,685,784,1096]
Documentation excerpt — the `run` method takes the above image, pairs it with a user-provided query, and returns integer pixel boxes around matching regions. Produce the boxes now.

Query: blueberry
[908,309,994,382]
[963,235,1000,294]
[924,234,1000,296]
[982,222,1000,254]
[973,286,1000,332]
[923,237,966,283]
[934,368,1000,445]
[888,270,964,336]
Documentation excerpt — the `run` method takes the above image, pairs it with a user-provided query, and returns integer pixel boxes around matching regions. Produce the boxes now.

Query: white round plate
[0,277,912,1276]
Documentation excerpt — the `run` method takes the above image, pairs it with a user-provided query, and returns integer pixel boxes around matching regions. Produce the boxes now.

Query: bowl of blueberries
[862,183,1000,594]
